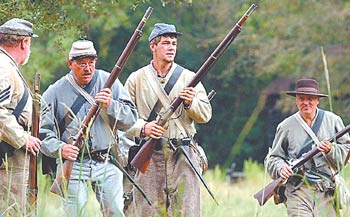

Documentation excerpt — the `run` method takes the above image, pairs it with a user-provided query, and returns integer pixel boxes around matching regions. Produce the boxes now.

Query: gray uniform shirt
[265,109,350,180]
[125,62,212,139]
[40,69,138,158]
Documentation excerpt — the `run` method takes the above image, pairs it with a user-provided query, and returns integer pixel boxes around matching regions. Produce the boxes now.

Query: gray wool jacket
[40,69,138,159]
[265,109,350,180]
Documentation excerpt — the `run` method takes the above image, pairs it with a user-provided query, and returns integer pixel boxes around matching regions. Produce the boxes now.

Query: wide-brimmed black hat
[285,78,328,97]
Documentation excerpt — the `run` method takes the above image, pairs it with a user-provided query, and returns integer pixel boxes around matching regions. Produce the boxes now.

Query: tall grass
[6,159,348,216]
[201,160,350,217]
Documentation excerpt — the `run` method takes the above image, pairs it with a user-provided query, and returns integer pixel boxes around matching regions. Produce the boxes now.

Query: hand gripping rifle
[28,72,40,209]
[131,3,258,173]
[50,7,153,197]
[253,124,350,206]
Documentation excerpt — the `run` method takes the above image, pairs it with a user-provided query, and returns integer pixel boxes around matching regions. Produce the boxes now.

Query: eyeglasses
[75,60,96,68]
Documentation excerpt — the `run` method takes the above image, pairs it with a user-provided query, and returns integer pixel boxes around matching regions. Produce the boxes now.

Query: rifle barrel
[28,72,40,208]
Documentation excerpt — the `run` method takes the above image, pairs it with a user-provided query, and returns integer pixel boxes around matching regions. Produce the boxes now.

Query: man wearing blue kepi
[40,39,138,216]
[0,18,41,215]
[124,23,212,217]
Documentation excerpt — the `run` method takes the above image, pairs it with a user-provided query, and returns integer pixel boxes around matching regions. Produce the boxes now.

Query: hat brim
[149,31,182,42]
[285,91,328,98]
[70,54,98,61]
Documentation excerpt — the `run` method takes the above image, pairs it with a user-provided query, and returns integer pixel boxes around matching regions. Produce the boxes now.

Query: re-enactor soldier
[0,18,41,215]
[265,78,350,216]
[124,23,212,217]
[40,40,138,216]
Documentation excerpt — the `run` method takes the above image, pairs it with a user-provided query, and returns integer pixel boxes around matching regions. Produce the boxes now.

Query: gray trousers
[125,146,201,217]
[285,183,336,217]
[0,150,29,216]
[59,157,125,217]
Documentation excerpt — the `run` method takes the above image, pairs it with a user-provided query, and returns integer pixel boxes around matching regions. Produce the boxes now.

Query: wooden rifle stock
[50,7,153,197]
[28,72,40,208]
[254,124,350,206]
[131,3,258,173]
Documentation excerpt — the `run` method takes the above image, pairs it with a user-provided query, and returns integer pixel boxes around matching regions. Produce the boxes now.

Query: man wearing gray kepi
[40,39,138,216]
[265,78,350,216]
[124,23,212,217]
[0,18,41,215]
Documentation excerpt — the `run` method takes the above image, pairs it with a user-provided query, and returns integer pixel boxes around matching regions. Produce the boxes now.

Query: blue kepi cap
[148,23,182,42]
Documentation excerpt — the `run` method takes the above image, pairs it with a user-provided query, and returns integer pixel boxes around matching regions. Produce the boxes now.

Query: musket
[131,3,258,173]
[169,141,219,205]
[28,72,40,209]
[107,154,152,206]
[50,7,153,197]
[253,123,350,206]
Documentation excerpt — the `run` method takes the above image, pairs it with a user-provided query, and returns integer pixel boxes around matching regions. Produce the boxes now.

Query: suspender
[147,65,184,122]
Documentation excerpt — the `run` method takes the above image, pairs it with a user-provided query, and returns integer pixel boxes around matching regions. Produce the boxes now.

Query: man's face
[68,57,97,86]
[296,94,320,118]
[150,35,177,63]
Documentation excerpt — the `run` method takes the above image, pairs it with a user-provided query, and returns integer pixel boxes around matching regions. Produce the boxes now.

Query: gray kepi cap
[69,40,97,60]
[0,18,38,37]
[148,23,182,42]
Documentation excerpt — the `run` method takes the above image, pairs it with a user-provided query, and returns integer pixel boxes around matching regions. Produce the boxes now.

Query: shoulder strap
[12,84,29,119]
[147,65,184,122]
[297,109,325,157]
[59,71,98,137]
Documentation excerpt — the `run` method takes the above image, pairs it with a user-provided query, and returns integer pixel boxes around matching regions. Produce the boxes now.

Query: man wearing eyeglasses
[40,40,138,216]
[0,18,41,215]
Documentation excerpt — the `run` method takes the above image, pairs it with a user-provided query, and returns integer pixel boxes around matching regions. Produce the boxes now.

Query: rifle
[107,154,152,206]
[50,7,153,197]
[28,72,40,208]
[169,140,219,205]
[253,124,350,206]
[131,3,258,173]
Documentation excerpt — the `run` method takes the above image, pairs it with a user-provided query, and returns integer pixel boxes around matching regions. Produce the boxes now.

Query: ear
[150,42,156,52]
[68,59,73,68]
[20,37,30,49]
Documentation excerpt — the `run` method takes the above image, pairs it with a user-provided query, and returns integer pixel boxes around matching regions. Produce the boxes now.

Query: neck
[1,46,22,65]
[152,60,173,77]
[300,111,317,127]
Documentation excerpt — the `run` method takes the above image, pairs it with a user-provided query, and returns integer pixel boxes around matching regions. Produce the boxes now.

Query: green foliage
[2,0,350,169]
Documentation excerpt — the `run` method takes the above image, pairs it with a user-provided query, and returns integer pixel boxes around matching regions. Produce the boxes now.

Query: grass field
[6,159,350,216]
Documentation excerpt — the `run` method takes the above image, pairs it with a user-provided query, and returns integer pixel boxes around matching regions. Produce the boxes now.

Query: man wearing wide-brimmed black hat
[264,78,350,216]
[0,18,41,215]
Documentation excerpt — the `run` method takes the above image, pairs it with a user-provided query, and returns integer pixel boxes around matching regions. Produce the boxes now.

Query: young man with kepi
[124,23,212,217]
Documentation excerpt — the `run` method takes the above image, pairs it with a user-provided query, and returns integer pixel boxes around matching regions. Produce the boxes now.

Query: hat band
[296,87,319,93]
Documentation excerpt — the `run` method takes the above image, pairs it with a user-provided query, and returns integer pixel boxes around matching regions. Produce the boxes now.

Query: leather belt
[77,149,109,161]
[155,137,191,151]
